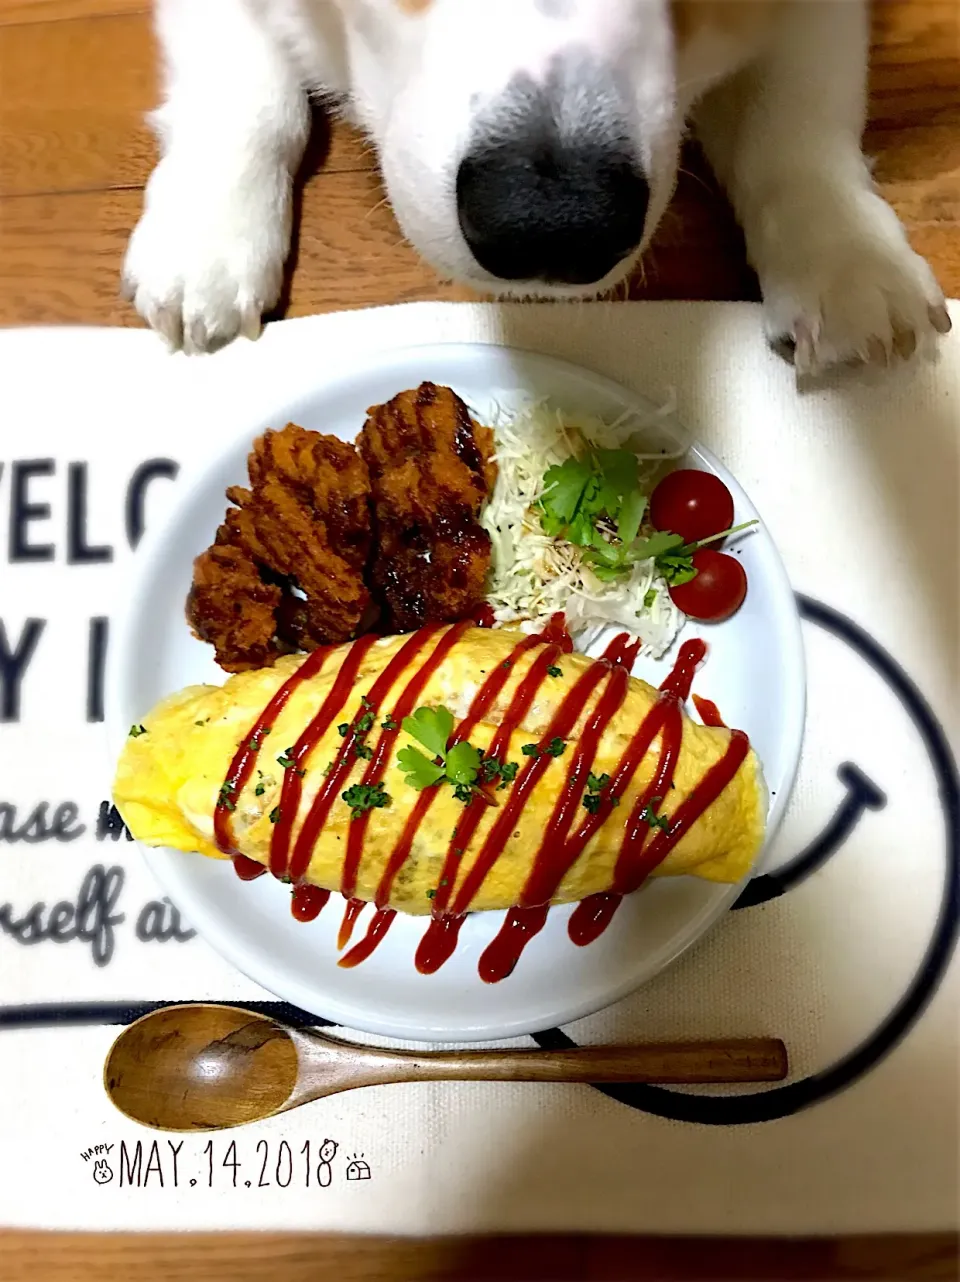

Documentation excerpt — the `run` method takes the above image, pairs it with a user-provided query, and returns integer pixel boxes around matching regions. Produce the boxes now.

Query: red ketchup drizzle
[232,855,266,881]
[214,645,331,855]
[340,621,471,902]
[478,904,550,984]
[338,908,397,969]
[337,896,366,949]
[378,632,544,911]
[449,655,612,919]
[477,663,630,981]
[602,632,642,669]
[291,884,330,922]
[540,611,575,652]
[567,893,620,946]
[268,634,378,879]
[660,638,707,700]
[693,694,726,727]
[568,640,749,946]
[287,627,441,884]
[414,641,563,973]
[414,913,466,975]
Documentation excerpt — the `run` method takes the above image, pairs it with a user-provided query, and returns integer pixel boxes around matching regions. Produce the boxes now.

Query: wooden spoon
[104,1004,788,1132]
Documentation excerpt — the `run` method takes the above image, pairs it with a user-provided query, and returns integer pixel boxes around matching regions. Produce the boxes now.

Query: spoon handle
[384,1038,787,1085]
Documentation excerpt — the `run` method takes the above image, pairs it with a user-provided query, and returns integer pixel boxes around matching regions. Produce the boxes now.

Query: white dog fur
[123,0,951,374]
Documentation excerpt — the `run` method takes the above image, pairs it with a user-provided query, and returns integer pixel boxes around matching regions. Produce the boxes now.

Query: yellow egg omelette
[112,624,766,916]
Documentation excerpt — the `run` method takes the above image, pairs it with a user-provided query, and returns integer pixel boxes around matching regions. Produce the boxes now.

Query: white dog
[123,0,951,373]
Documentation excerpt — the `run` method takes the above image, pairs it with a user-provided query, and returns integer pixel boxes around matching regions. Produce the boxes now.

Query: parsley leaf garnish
[547,665,563,678]
[268,806,281,824]
[397,745,446,790]
[545,737,567,758]
[254,782,266,797]
[521,743,539,757]
[381,716,398,731]
[354,743,373,760]
[342,781,391,820]
[446,741,483,784]
[337,723,349,737]
[582,793,603,814]
[129,724,147,738]
[398,706,485,801]
[402,706,454,760]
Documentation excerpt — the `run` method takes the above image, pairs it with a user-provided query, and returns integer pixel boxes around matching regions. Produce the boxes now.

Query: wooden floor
[0,0,958,327]
[1,1,959,1278]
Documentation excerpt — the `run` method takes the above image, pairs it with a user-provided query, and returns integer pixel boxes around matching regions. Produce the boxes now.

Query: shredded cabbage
[482,401,688,658]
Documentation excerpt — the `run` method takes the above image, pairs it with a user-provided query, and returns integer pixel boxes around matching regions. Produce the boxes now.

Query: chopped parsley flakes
[479,756,519,788]
[342,781,391,820]
[547,665,563,678]
[128,724,147,738]
[641,800,671,834]
[581,771,616,815]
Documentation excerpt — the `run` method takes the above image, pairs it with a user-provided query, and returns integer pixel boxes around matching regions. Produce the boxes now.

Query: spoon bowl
[105,1003,789,1132]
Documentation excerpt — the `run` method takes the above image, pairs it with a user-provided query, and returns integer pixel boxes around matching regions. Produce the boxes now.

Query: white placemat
[0,301,957,1234]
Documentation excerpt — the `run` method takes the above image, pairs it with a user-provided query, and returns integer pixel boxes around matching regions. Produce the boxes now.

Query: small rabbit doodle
[92,1158,113,1185]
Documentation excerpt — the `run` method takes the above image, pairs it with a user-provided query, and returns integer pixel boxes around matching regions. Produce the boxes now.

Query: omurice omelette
[113,623,766,961]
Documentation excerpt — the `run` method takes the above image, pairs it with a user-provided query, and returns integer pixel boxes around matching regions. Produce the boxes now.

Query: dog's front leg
[123,0,310,352]
[693,0,950,378]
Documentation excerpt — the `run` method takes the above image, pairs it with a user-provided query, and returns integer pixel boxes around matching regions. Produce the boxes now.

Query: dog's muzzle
[457,138,648,287]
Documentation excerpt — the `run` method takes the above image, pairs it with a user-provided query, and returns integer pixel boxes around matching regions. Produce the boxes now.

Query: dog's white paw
[756,189,951,380]
[122,157,291,354]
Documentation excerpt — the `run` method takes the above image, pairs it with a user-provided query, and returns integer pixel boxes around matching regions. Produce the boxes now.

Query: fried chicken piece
[187,425,373,671]
[358,382,496,631]
[188,539,283,674]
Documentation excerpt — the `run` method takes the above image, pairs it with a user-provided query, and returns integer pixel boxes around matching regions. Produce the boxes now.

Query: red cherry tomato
[650,469,735,544]
[669,549,747,622]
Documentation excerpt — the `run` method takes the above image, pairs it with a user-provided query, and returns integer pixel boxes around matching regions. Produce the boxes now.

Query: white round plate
[107,343,805,1041]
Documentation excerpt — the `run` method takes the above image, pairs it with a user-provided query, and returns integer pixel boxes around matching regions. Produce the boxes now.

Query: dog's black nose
[457,142,649,286]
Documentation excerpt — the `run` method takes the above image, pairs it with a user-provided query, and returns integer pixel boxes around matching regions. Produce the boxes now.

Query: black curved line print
[0,999,332,1031]
[532,595,960,1124]
[733,762,886,910]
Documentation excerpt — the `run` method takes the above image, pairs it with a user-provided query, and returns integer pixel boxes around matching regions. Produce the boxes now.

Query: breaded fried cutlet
[187,425,374,671]
[358,382,496,630]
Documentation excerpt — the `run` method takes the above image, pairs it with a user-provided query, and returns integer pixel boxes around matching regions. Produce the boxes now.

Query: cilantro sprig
[537,450,756,587]
[397,706,490,804]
